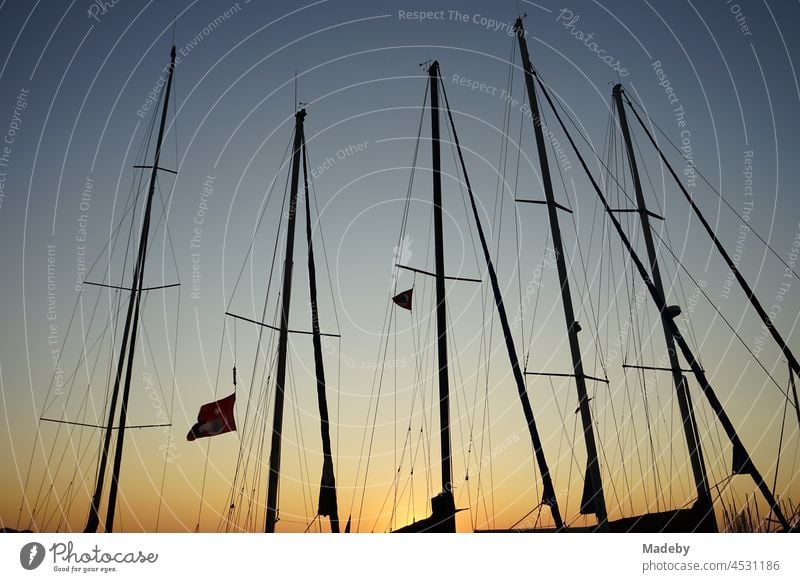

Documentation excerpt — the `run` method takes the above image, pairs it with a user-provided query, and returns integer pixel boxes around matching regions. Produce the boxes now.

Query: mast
[514,18,608,528]
[437,75,563,529]
[85,46,177,533]
[612,84,715,530]
[429,61,456,532]
[265,108,306,533]
[301,131,340,533]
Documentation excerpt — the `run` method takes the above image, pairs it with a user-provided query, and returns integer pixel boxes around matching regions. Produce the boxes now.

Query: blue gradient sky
[1,0,799,532]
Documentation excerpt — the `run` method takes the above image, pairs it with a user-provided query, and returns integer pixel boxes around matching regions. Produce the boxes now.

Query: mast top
[295,108,307,122]
[612,83,623,97]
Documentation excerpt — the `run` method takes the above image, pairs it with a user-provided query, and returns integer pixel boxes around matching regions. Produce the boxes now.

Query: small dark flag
[187,393,237,441]
[392,288,413,311]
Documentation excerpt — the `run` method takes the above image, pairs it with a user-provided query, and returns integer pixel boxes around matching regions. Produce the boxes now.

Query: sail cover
[187,393,237,441]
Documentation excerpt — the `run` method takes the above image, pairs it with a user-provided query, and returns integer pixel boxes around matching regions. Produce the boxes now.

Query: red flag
[392,288,413,311]
[187,393,237,441]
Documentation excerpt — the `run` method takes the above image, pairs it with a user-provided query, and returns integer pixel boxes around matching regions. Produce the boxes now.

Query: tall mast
[514,18,608,528]
[612,84,715,530]
[265,108,306,533]
[85,46,177,533]
[301,132,340,533]
[436,73,564,528]
[428,62,456,532]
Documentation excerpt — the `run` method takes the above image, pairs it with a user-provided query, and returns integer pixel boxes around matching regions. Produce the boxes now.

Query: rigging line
[303,138,341,334]
[361,307,397,532]
[37,225,137,420]
[351,298,395,529]
[351,82,430,527]
[52,307,112,526]
[393,80,430,294]
[243,292,283,530]
[619,100,722,364]
[603,256,637,516]
[441,85,483,302]
[441,70,566,527]
[149,293,180,532]
[444,299,474,512]
[440,92,483,465]
[393,297,397,532]
[152,175,182,288]
[625,110,702,354]
[136,296,171,418]
[771,370,790,508]
[649,228,788,400]
[287,358,314,530]
[303,140,342,512]
[196,320,228,532]
[541,101,608,380]
[229,130,294,490]
[226,133,294,312]
[407,255,435,516]
[482,36,515,345]
[623,93,800,282]
[39,376,98,530]
[466,48,512,525]
[26,289,112,526]
[303,514,320,533]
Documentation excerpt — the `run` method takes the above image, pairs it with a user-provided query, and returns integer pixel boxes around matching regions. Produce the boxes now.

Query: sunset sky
[1,0,799,533]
